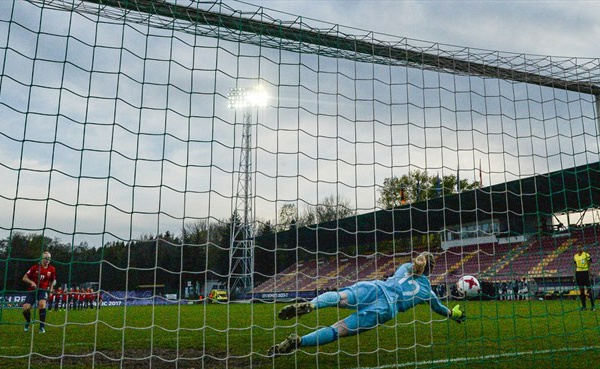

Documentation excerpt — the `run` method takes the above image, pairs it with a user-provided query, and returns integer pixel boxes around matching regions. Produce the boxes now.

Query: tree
[305,195,355,224]
[253,220,276,281]
[101,241,128,290]
[277,195,356,231]
[182,220,213,245]
[256,220,275,236]
[277,203,298,232]
[181,219,224,296]
[378,170,480,209]
[209,214,237,278]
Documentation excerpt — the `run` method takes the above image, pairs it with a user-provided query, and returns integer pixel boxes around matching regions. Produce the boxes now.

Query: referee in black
[574,242,595,311]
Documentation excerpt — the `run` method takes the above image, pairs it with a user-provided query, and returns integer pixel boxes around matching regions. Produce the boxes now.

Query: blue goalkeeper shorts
[338,281,394,335]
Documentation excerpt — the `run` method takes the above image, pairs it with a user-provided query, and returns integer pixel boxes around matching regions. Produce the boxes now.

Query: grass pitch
[1,299,599,368]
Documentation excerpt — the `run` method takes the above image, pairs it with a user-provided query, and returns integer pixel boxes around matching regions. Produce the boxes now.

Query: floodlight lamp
[228,85,269,109]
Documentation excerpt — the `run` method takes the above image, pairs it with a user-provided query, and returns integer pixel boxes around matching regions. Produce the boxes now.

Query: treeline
[1,173,474,294]
[0,215,289,296]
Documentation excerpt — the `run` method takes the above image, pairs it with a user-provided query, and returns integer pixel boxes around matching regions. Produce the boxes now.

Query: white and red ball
[456,275,481,297]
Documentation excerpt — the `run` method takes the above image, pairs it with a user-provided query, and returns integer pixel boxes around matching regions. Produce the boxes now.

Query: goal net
[1,0,600,368]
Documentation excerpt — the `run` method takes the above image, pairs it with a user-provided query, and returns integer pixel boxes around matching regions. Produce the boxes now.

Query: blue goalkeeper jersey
[374,262,450,318]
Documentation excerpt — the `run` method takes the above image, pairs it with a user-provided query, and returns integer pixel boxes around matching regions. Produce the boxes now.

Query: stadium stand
[252,225,600,296]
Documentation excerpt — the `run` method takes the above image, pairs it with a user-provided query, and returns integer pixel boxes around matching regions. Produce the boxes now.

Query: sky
[246,0,600,58]
[0,0,599,246]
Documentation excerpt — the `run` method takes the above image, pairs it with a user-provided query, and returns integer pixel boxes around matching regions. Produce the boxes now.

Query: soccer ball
[456,275,481,297]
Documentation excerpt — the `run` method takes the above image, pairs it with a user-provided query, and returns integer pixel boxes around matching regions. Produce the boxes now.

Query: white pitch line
[4,334,597,367]
[355,345,600,369]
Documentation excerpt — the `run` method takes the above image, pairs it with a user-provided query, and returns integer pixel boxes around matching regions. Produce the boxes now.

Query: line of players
[47,286,102,311]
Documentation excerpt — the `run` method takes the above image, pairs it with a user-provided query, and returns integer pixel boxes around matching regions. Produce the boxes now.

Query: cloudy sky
[249,0,600,58]
[0,0,598,246]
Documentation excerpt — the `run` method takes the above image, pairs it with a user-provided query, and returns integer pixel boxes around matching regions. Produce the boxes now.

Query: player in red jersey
[22,251,57,333]
[60,286,68,310]
[47,290,55,312]
[53,287,63,311]
[85,288,93,309]
[96,289,103,309]
[77,287,84,309]
[69,287,76,310]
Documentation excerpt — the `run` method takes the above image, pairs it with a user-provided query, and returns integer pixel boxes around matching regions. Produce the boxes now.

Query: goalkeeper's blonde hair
[413,252,436,276]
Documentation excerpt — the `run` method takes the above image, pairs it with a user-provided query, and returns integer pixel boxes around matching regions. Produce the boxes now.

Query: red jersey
[26,264,57,291]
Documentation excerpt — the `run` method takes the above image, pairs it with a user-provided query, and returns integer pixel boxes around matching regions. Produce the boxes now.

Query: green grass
[1,299,600,368]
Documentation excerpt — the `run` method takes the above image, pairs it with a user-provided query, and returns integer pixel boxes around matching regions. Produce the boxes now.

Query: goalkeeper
[269,252,465,356]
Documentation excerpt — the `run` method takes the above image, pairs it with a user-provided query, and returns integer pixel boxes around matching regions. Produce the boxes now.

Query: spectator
[518,277,529,300]
[500,282,508,300]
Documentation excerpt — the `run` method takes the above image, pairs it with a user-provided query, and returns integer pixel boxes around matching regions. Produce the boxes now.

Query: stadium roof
[255,161,600,251]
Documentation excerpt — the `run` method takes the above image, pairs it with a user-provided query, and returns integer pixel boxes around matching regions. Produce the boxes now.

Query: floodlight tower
[227,85,268,295]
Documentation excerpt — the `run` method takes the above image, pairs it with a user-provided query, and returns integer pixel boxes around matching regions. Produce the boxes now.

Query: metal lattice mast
[227,86,268,294]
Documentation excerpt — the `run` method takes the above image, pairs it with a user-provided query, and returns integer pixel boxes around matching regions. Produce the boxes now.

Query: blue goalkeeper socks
[300,326,338,347]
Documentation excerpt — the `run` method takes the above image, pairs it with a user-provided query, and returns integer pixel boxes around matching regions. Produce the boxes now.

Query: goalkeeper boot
[24,323,29,332]
[278,302,314,320]
[268,334,301,357]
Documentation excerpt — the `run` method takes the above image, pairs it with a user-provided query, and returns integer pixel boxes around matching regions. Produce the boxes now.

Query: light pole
[227,85,268,296]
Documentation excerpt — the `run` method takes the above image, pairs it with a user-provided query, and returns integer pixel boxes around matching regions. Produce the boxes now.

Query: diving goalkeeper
[268,252,465,356]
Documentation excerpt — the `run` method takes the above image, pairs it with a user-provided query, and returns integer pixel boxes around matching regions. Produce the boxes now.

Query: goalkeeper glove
[450,304,466,323]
